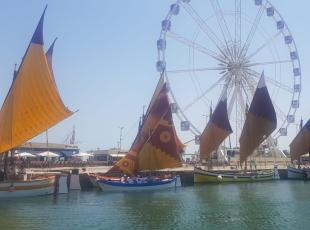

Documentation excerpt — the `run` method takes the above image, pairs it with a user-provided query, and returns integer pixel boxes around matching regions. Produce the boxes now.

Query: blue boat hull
[97,176,181,191]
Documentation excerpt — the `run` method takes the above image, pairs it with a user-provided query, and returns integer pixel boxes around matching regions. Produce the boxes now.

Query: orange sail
[199,90,232,161]
[0,9,73,154]
[108,76,183,175]
[239,72,277,164]
[290,119,310,162]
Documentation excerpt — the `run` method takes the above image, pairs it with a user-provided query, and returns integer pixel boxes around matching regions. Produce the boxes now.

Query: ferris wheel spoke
[228,85,238,118]
[167,31,226,63]
[246,31,282,60]
[166,66,225,74]
[240,3,266,58]
[246,69,293,94]
[183,74,227,112]
[209,0,233,55]
[245,59,292,67]
[235,0,241,56]
[180,2,228,59]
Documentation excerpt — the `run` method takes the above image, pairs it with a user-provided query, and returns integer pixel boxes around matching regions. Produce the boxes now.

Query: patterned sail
[199,90,232,160]
[239,72,277,164]
[290,119,310,162]
[0,9,73,154]
[108,76,183,175]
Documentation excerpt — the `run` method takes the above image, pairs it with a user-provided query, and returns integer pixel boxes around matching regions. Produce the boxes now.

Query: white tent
[15,152,36,158]
[72,152,93,157]
[38,151,59,158]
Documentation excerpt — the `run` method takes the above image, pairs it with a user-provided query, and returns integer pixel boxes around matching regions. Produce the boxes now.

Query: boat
[97,75,184,191]
[194,72,277,183]
[0,7,73,198]
[287,119,310,179]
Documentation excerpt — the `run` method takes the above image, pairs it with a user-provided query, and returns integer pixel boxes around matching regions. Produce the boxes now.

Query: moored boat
[97,175,181,191]
[194,72,277,183]
[0,176,55,198]
[101,75,184,191]
[194,167,273,183]
[287,166,307,180]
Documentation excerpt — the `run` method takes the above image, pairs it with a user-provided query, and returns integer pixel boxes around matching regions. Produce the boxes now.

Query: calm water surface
[0,181,310,230]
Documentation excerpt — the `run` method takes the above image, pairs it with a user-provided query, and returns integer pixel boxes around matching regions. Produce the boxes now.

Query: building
[91,148,127,165]
[15,142,79,160]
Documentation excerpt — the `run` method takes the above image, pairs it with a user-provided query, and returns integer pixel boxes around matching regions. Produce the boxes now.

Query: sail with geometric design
[107,75,183,175]
[239,72,277,164]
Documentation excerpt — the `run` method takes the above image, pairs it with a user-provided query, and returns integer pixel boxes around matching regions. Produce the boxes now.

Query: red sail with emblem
[107,76,184,175]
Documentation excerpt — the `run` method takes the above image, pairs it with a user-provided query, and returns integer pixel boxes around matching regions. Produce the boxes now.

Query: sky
[0,0,309,153]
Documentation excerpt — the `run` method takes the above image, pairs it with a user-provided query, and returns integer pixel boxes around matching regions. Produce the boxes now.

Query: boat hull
[0,176,55,198]
[194,167,273,183]
[97,175,181,191]
[287,166,307,180]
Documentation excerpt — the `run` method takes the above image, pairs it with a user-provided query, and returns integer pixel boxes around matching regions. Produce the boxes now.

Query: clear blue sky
[0,0,309,152]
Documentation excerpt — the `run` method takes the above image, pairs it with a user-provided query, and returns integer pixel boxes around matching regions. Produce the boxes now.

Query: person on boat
[121,174,127,183]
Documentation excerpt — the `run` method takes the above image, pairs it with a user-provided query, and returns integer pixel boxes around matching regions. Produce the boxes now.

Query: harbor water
[0,180,310,230]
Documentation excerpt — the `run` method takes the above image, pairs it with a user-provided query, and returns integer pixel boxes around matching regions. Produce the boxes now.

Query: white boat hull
[97,175,181,192]
[287,166,306,179]
[0,176,55,198]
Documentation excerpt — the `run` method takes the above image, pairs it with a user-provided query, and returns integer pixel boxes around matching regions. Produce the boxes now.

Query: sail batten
[239,72,277,164]
[199,90,232,161]
[0,9,72,154]
[290,119,310,162]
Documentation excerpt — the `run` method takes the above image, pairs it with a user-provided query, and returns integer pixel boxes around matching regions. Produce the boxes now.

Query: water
[0,181,310,230]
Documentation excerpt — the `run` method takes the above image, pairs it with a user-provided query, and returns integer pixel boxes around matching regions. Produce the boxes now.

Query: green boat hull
[194,167,274,183]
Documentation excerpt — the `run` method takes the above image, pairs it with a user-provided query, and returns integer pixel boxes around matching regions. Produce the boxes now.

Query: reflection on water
[1,181,310,230]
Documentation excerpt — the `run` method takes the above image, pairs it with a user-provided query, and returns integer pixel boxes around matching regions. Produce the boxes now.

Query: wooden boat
[0,176,55,198]
[194,167,273,183]
[194,73,277,183]
[97,175,181,192]
[288,119,310,180]
[287,166,307,180]
[0,7,73,198]
[98,75,184,191]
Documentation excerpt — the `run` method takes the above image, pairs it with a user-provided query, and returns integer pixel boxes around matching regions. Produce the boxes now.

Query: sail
[108,76,183,175]
[239,72,277,164]
[0,9,73,154]
[199,90,232,160]
[138,106,182,170]
[290,119,310,162]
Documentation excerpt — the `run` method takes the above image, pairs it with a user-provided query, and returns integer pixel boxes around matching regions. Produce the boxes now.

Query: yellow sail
[0,9,73,154]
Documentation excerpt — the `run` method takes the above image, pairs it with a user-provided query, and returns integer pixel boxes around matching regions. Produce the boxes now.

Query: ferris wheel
[156,0,301,149]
